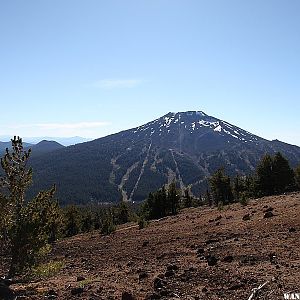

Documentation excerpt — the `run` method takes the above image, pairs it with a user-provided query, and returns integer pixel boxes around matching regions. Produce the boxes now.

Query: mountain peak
[130,110,261,146]
[31,140,65,154]
[36,140,63,146]
[163,111,208,118]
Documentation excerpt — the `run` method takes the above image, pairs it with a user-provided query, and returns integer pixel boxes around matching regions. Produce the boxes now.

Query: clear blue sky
[0,0,299,145]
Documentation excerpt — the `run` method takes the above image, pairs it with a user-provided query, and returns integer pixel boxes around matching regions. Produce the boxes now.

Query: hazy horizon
[1,108,300,147]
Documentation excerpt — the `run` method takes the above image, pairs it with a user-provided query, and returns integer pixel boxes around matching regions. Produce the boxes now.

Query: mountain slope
[23,136,91,146]
[29,111,300,204]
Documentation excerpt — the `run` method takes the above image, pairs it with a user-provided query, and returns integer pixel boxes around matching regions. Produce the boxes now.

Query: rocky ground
[1,193,300,299]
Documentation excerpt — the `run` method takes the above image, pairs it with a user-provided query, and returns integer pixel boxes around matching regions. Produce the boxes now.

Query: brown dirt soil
[2,193,300,299]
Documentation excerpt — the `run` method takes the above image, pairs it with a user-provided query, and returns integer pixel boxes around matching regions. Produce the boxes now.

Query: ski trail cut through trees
[167,167,177,185]
[119,162,139,202]
[150,149,161,172]
[109,157,120,185]
[129,141,152,201]
[170,149,185,191]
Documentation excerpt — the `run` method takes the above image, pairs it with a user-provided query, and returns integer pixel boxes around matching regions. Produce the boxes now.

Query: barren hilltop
[2,192,299,299]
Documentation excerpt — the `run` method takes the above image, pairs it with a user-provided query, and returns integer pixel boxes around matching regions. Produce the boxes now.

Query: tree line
[208,152,300,207]
[140,152,300,220]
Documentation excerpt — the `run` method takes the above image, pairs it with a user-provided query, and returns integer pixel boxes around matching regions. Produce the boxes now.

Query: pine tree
[146,187,168,220]
[159,186,168,216]
[167,181,180,215]
[272,152,294,193]
[295,164,300,190]
[81,208,94,233]
[233,176,243,201]
[143,183,180,220]
[143,191,158,220]
[205,189,213,206]
[183,188,193,208]
[0,137,58,277]
[256,152,294,196]
[244,175,255,198]
[209,168,233,205]
[64,205,81,237]
[141,193,152,220]
[28,188,62,243]
[256,154,274,196]
[115,201,130,224]
[101,208,116,235]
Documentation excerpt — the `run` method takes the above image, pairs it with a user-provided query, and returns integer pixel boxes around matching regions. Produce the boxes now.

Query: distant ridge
[0,136,91,146]
[29,140,65,157]
[0,141,33,153]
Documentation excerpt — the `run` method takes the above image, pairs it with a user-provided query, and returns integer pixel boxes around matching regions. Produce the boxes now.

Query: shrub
[101,212,116,235]
[138,217,147,230]
[239,193,249,206]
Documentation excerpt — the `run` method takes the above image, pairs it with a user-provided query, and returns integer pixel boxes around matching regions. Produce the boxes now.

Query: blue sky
[0,0,299,145]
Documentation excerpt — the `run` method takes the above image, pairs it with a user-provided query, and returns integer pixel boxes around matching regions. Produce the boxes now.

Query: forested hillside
[28,111,300,204]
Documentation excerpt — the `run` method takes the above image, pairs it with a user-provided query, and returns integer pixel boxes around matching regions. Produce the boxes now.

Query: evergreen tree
[167,181,180,215]
[205,189,213,206]
[272,152,294,193]
[158,186,168,216]
[233,176,243,201]
[232,175,255,201]
[244,175,255,198]
[295,164,300,190]
[28,189,62,243]
[143,183,180,220]
[147,191,159,219]
[140,193,151,220]
[81,208,94,233]
[64,205,81,237]
[93,210,103,230]
[0,137,58,277]
[101,208,116,235]
[183,188,193,208]
[146,187,168,220]
[256,154,274,196]
[256,152,294,196]
[199,195,204,206]
[115,201,130,224]
[209,168,233,205]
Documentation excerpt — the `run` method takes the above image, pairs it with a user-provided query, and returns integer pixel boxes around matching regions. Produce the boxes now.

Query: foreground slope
[5,193,300,299]
[29,111,300,204]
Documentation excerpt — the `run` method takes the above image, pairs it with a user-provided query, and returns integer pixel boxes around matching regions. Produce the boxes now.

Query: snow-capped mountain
[28,111,300,204]
[132,111,260,144]
[126,111,263,153]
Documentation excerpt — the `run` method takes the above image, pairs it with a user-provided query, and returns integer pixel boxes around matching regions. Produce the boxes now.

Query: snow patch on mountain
[131,111,262,144]
[214,125,222,132]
